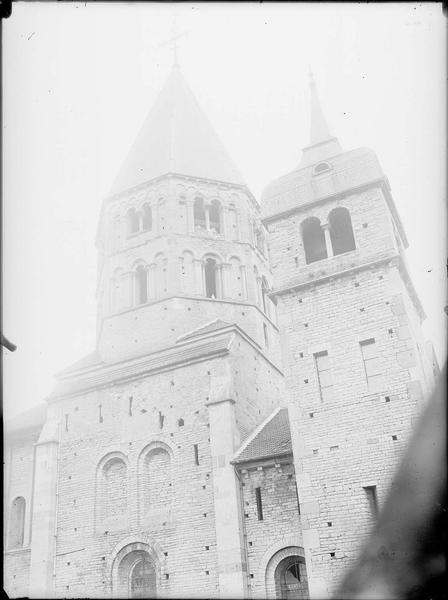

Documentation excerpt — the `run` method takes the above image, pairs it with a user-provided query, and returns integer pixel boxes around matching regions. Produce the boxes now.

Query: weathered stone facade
[4,67,439,599]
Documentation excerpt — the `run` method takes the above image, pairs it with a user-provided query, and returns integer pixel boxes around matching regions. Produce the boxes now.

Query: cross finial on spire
[157,15,188,69]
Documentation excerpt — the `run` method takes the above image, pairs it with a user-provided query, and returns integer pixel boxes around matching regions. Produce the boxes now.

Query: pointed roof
[109,66,245,196]
[232,407,292,464]
[299,71,343,167]
[309,69,333,145]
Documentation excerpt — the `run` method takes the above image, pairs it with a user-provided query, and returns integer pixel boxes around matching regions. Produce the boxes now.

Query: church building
[4,65,439,599]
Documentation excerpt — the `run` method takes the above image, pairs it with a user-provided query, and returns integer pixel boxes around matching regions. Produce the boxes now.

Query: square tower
[262,76,439,598]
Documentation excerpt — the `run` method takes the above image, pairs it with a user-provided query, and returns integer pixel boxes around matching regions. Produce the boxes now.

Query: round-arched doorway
[129,554,157,598]
[274,555,309,599]
[115,549,158,598]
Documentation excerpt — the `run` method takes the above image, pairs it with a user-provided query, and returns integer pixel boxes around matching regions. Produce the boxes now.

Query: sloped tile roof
[51,334,233,399]
[5,402,47,435]
[233,407,292,464]
[57,350,103,376]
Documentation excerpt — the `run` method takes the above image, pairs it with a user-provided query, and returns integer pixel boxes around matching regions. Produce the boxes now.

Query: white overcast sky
[3,2,446,418]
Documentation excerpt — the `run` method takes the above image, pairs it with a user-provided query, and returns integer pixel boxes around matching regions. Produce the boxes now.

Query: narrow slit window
[255,487,263,521]
[194,444,199,465]
[99,404,103,423]
[360,339,384,393]
[128,397,133,417]
[65,414,69,432]
[314,351,333,402]
[364,485,379,518]
[263,323,269,348]
[158,411,164,429]
[294,482,301,515]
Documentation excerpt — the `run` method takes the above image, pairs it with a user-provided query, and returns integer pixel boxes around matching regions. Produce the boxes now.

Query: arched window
[302,217,327,264]
[274,556,309,600]
[143,447,172,513]
[209,200,221,233]
[328,207,356,255]
[314,162,331,174]
[135,265,148,305]
[104,458,127,519]
[8,496,25,549]
[127,208,140,236]
[204,258,218,298]
[141,204,152,231]
[194,198,206,231]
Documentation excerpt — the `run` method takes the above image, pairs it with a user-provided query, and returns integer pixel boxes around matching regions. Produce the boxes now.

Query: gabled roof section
[57,350,103,377]
[5,403,47,435]
[233,407,292,464]
[109,65,245,197]
[176,319,234,343]
[49,333,234,400]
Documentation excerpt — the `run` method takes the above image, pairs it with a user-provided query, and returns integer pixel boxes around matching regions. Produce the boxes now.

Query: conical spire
[309,69,333,145]
[109,66,245,196]
[299,70,342,167]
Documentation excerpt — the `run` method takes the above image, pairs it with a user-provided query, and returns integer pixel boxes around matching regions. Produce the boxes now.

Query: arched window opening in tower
[209,200,221,233]
[8,496,25,549]
[205,258,218,298]
[194,198,206,231]
[141,204,152,231]
[301,217,327,264]
[328,207,356,255]
[274,556,309,600]
[127,208,140,236]
[135,266,148,305]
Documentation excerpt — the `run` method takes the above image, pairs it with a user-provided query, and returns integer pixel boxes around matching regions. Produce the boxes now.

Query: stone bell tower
[12,65,286,599]
[261,73,438,598]
[95,64,280,367]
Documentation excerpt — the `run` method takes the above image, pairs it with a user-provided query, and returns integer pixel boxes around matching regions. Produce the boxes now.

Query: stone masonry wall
[43,330,283,599]
[266,182,430,597]
[238,460,303,599]
[4,430,40,597]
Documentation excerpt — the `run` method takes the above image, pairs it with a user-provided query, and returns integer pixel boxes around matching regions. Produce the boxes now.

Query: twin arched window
[302,207,356,264]
[96,446,173,529]
[127,204,153,237]
[194,198,221,234]
[8,496,25,549]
